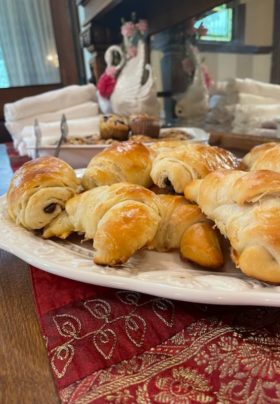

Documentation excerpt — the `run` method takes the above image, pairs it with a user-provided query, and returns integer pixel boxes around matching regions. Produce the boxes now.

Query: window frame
[0,0,84,120]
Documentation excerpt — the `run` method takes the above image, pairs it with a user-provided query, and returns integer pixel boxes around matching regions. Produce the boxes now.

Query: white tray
[26,127,209,168]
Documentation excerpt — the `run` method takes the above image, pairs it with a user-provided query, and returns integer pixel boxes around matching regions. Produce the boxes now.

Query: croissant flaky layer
[147,194,223,268]
[82,141,154,190]
[151,143,241,193]
[43,184,223,268]
[184,169,280,283]
[243,142,280,172]
[7,156,79,230]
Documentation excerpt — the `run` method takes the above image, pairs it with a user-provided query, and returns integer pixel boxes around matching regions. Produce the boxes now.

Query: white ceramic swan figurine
[110,41,160,116]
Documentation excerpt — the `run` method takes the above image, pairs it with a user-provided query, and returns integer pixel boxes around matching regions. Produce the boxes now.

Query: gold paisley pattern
[60,311,280,404]
[49,291,175,379]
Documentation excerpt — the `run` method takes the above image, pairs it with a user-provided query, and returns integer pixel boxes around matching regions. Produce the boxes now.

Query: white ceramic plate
[26,127,209,168]
[1,194,280,306]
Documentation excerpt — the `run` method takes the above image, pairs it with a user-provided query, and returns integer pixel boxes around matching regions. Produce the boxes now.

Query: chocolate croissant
[184,169,280,283]
[82,141,154,190]
[7,156,79,230]
[243,142,280,172]
[151,143,240,193]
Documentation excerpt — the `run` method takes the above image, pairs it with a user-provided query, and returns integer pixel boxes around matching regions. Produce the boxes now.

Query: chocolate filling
[164,177,175,193]
[44,203,57,214]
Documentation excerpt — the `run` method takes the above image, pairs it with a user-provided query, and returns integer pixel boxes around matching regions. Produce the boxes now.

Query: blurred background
[0,0,279,140]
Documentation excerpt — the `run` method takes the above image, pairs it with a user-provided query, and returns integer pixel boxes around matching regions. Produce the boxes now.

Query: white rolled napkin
[17,116,101,157]
[226,78,280,100]
[4,84,97,122]
[6,101,99,142]
[232,104,280,134]
[234,104,280,123]
[226,92,279,105]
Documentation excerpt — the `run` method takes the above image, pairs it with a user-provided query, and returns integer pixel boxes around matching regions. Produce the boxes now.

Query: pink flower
[97,73,116,98]
[136,19,148,34]
[121,22,136,37]
[127,46,137,58]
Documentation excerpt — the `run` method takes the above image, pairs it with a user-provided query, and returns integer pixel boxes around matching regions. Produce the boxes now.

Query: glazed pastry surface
[243,142,280,172]
[57,183,160,265]
[7,156,79,230]
[82,141,154,189]
[147,194,223,268]
[151,142,240,193]
[43,185,222,268]
[184,169,280,283]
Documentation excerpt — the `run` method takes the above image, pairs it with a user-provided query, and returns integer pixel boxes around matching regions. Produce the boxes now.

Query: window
[0,47,9,88]
[194,4,233,42]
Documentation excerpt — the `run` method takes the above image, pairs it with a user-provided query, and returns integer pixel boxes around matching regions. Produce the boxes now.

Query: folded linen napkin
[6,101,99,142]
[4,84,97,122]
[232,104,280,134]
[226,78,280,100]
[226,92,279,105]
[17,116,101,157]
[233,104,280,123]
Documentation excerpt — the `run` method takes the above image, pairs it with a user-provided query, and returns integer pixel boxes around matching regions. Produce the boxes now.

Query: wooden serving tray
[209,132,280,152]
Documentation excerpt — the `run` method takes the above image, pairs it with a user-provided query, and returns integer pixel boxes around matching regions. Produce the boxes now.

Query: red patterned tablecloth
[6,143,280,404]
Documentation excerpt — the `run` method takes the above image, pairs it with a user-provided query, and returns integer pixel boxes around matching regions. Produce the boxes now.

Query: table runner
[5,143,280,403]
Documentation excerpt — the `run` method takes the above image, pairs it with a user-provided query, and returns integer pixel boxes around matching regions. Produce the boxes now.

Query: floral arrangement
[121,14,148,59]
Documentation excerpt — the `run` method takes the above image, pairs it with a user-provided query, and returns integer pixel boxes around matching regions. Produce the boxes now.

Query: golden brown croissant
[149,140,191,154]
[147,194,223,268]
[151,143,240,193]
[43,186,223,268]
[184,169,280,283]
[45,183,161,266]
[243,142,280,172]
[82,141,154,190]
[7,156,79,230]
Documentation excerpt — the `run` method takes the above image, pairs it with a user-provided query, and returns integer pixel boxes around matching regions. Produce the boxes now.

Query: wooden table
[0,250,59,403]
[0,144,59,402]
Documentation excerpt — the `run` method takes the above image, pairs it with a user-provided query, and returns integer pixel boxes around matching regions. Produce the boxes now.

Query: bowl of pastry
[26,114,209,168]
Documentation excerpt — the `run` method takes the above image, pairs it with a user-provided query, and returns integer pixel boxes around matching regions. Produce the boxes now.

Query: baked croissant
[147,194,223,268]
[243,142,280,172]
[45,183,161,266]
[82,141,154,190]
[184,169,280,283]
[43,186,223,268]
[7,156,79,230]
[151,143,240,193]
